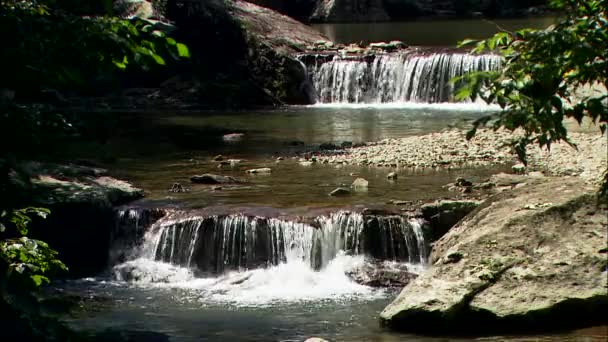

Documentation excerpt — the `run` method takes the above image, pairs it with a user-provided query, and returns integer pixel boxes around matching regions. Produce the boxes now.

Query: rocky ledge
[380,177,608,334]
[10,161,144,277]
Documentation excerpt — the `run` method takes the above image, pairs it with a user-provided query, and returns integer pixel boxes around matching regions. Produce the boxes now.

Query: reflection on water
[313,17,555,46]
[103,105,506,209]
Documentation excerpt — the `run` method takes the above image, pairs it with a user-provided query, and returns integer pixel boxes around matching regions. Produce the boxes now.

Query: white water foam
[303,101,499,111]
[111,252,385,306]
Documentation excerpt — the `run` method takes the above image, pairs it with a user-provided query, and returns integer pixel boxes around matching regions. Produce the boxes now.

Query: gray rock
[346,260,418,287]
[190,174,240,184]
[381,179,607,334]
[213,155,224,161]
[387,172,398,180]
[329,187,351,196]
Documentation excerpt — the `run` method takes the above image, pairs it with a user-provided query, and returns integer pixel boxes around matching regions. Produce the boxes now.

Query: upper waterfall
[299,50,502,104]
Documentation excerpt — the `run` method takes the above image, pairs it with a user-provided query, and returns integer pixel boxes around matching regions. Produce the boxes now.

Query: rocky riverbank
[380,177,608,334]
[315,128,607,185]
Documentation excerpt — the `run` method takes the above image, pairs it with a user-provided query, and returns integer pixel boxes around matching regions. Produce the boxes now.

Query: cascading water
[300,51,502,104]
[111,209,428,303]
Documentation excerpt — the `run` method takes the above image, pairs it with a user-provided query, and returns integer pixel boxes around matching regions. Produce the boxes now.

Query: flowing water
[300,51,502,104]
[49,18,606,341]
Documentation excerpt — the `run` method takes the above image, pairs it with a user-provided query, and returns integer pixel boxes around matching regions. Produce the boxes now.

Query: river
[47,18,607,342]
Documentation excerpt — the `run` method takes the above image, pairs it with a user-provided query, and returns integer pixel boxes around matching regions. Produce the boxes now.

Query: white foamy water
[111,252,385,306]
[305,101,499,111]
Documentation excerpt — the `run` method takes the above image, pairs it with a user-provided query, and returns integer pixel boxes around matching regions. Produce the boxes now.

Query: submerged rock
[329,187,351,196]
[381,179,608,334]
[387,172,398,180]
[190,174,241,184]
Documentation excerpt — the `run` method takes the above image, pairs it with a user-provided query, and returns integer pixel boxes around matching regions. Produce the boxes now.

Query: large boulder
[380,178,608,334]
[311,0,390,22]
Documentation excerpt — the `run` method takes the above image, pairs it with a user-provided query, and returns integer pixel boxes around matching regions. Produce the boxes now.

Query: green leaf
[152,54,166,65]
[176,43,190,58]
[166,37,177,46]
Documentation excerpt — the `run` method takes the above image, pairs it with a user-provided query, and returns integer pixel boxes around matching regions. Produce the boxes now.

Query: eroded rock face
[380,179,608,334]
[311,0,390,22]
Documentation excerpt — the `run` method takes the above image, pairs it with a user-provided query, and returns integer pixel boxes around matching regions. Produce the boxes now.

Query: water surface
[313,17,555,46]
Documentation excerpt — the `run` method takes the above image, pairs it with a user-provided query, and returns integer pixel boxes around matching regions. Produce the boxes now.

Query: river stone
[387,172,398,180]
[351,178,369,189]
[380,179,608,334]
[190,174,240,184]
[246,168,272,174]
[329,187,351,196]
[304,338,329,342]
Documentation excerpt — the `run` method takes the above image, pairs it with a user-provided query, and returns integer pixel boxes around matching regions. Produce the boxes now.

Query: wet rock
[381,179,608,334]
[455,177,473,187]
[346,260,418,287]
[329,187,351,196]
[213,155,224,161]
[387,172,398,180]
[228,159,242,167]
[351,177,369,189]
[420,200,481,241]
[246,168,272,174]
[190,174,241,184]
[169,182,188,193]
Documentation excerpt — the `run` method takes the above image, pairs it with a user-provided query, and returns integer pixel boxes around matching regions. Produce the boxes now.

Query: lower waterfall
[111,209,429,303]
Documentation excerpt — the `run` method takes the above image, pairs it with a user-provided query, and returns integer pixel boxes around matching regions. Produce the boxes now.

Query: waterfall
[114,210,429,276]
[300,51,502,104]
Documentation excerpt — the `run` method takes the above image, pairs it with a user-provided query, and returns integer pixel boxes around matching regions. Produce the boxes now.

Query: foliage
[454,0,608,196]
[0,0,190,94]
[1,208,66,291]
